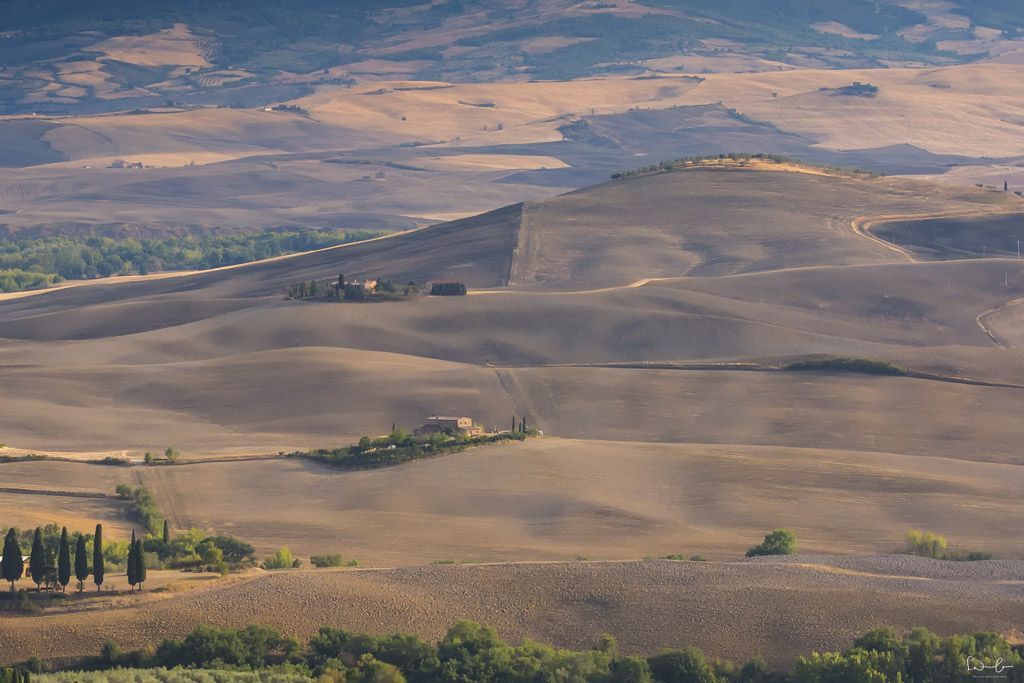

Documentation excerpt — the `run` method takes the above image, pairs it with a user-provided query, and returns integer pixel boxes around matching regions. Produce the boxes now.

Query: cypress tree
[126,530,138,590]
[57,527,71,592]
[74,534,88,592]
[2,528,23,591]
[29,528,44,591]
[134,538,147,590]
[162,519,170,545]
[93,524,104,591]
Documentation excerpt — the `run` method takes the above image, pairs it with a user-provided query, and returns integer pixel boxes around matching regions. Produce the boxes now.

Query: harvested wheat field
[6,437,1022,565]
[2,557,1023,667]
[3,165,1024,665]
[1,168,1024,453]
[132,438,1024,562]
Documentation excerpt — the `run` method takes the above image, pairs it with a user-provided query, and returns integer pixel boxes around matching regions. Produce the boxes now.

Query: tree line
[2,519,256,595]
[2,523,122,592]
[16,621,1024,683]
[0,229,384,293]
[287,273,425,301]
[609,153,883,182]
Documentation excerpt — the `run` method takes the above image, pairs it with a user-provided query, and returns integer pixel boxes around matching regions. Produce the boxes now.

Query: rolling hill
[2,164,1024,454]
[4,163,1024,667]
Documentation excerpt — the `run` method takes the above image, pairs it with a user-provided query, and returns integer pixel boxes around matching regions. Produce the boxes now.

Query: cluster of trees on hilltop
[291,427,529,471]
[287,273,426,301]
[0,229,383,293]
[22,621,1024,682]
[611,153,882,181]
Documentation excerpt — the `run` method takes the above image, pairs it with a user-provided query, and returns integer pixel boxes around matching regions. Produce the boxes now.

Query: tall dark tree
[2,528,23,591]
[74,534,89,592]
[162,519,170,545]
[92,524,105,591]
[126,530,138,590]
[134,538,147,591]
[57,527,71,592]
[29,527,44,591]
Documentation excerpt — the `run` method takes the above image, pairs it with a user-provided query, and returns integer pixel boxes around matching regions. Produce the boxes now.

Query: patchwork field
[4,60,1024,238]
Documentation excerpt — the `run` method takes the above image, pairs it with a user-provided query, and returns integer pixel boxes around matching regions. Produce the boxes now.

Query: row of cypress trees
[0,668,29,683]
[126,530,147,591]
[0,523,142,592]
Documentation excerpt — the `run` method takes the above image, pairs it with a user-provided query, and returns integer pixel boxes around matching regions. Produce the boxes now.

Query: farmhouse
[414,416,484,438]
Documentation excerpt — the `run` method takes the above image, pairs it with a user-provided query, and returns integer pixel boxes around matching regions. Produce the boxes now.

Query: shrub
[905,529,947,559]
[429,282,467,296]
[114,486,164,537]
[785,357,907,376]
[97,456,132,467]
[648,647,717,683]
[903,530,992,561]
[311,554,344,568]
[262,547,297,570]
[745,529,797,557]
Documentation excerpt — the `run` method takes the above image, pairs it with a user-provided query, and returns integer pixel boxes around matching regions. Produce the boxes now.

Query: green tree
[207,535,255,566]
[647,647,717,683]
[127,530,138,590]
[93,524,105,591]
[2,528,23,591]
[164,446,180,461]
[74,534,89,591]
[352,654,407,683]
[905,530,947,559]
[745,529,797,557]
[262,547,297,569]
[134,537,147,590]
[57,527,71,592]
[612,656,653,682]
[28,527,44,591]
[163,519,170,545]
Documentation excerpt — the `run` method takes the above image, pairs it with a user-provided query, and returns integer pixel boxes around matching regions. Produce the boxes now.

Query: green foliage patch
[784,357,909,376]
[291,430,528,471]
[0,229,383,293]
[33,622,1024,683]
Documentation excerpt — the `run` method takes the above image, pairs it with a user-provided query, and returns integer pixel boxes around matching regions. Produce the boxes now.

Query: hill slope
[2,167,1024,455]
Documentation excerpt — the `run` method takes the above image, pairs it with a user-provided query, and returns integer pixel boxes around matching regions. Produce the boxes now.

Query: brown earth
[2,557,1022,667]
[3,166,1024,664]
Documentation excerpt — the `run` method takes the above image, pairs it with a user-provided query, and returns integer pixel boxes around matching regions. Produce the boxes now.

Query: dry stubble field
[3,166,1024,665]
